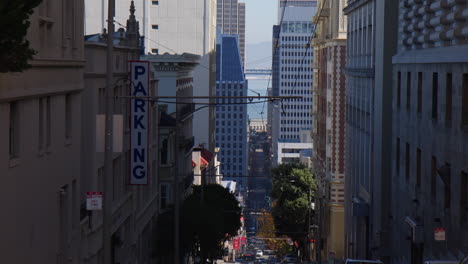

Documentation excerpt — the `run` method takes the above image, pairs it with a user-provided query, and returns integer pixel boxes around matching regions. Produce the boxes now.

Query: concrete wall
[390,1,468,262]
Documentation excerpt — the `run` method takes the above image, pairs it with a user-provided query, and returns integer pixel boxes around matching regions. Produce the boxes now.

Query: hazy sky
[243,0,278,44]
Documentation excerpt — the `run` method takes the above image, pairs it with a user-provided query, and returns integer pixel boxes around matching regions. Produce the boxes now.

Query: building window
[46,96,51,148]
[445,73,452,124]
[431,156,437,202]
[405,143,410,182]
[417,72,422,114]
[152,24,159,29]
[432,73,438,120]
[416,148,421,188]
[397,72,401,108]
[396,137,400,177]
[461,171,468,226]
[152,0,159,4]
[151,49,158,54]
[443,163,451,209]
[9,102,19,159]
[38,98,44,151]
[65,94,72,140]
[406,72,411,111]
[159,135,171,165]
[160,184,172,209]
[462,74,468,126]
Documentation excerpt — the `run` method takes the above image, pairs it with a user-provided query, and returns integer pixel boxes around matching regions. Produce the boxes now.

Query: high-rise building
[311,0,347,261]
[85,0,218,154]
[390,2,468,262]
[217,0,246,67]
[271,0,317,165]
[343,0,398,261]
[215,34,249,190]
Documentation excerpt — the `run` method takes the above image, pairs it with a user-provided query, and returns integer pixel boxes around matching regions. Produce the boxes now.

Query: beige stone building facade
[0,0,85,262]
[311,0,347,261]
[0,1,165,263]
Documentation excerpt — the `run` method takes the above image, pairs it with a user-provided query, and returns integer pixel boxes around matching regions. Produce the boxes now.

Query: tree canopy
[0,0,42,72]
[270,163,316,245]
[256,210,292,259]
[182,184,242,263]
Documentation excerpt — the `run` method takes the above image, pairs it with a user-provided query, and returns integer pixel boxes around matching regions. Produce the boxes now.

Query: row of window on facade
[216,120,243,127]
[215,99,247,104]
[281,22,314,34]
[396,72,468,126]
[281,74,312,81]
[280,0,317,7]
[216,90,244,96]
[216,105,245,112]
[280,87,312,94]
[218,164,244,174]
[219,156,243,164]
[395,138,468,227]
[282,104,311,110]
[281,119,312,124]
[281,52,313,60]
[8,95,74,160]
[218,83,245,88]
[281,111,312,117]
[216,135,244,142]
[280,127,307,132]
[215,127,245,134]
[217,113,244,119]
[281,66,312,72]
[280,135,302,140]
[281,59,313,65]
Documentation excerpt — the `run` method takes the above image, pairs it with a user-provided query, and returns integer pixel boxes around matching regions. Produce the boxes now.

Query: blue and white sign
[130,61,150,185]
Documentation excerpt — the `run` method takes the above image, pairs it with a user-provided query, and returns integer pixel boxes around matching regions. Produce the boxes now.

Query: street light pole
[104,0,115,263]
[174,106,181,264]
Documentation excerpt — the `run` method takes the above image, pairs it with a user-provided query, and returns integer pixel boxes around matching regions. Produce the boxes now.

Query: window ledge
[38,149,45,157]
[9,158,20,168]
[38,16,55,26]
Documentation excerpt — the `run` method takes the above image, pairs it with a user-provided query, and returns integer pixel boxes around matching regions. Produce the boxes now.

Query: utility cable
[258,0,289,126]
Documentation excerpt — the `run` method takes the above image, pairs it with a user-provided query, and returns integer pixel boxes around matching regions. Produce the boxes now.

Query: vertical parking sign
[130,61,150,185]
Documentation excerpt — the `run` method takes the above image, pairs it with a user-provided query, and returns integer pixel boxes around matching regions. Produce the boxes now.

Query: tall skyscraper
[217,0,246,67]
[271,0,317,165]
[215,34,249,190]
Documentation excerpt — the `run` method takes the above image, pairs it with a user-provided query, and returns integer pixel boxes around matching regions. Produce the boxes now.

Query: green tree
[182,184,242,263]
[256,210,291,259]
[270,163,316,255]
[0,0,42,72]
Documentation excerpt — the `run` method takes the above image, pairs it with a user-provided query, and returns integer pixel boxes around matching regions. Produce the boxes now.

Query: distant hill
[245,41,272,69]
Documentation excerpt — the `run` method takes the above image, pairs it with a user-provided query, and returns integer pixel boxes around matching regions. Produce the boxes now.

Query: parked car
[256,250,263,257]
[424,261,460,264]
[282,254,298,263]
[244,254,257,264]
[345,259,384,264]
